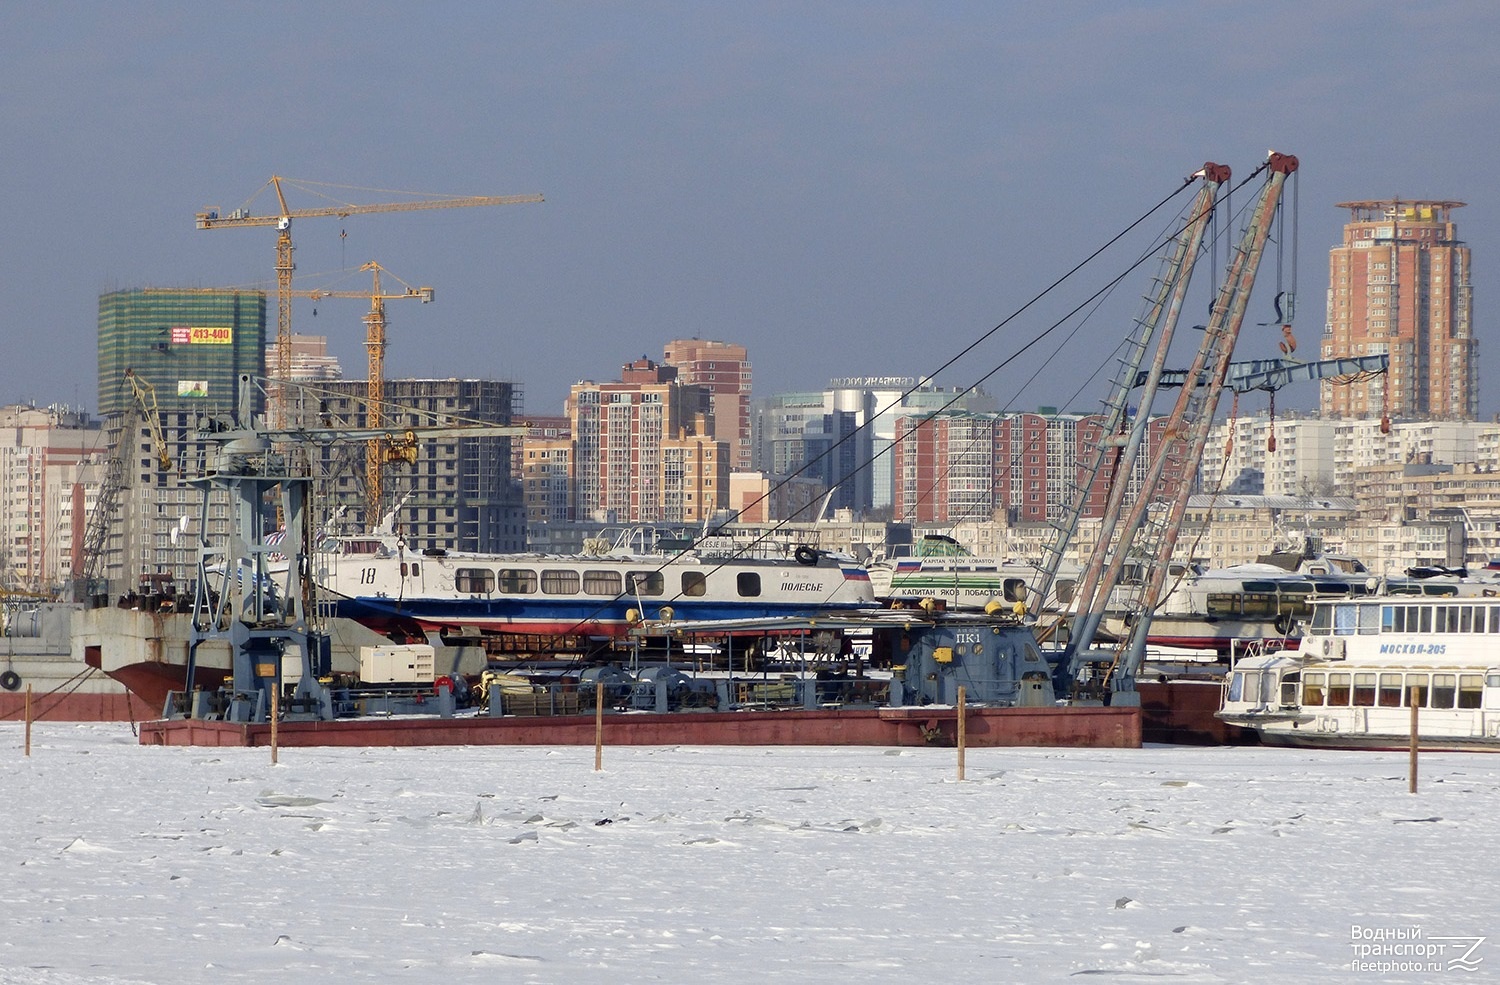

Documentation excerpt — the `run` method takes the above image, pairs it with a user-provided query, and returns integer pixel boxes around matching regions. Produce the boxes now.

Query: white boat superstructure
[314,526,877,642]
[865,534,1075,612]
[1217,594,1500,750]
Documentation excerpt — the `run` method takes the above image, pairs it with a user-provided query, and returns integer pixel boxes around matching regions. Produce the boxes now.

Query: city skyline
[3,4,1496,420]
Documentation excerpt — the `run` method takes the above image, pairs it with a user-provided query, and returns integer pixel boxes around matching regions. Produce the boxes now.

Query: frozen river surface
[2,723,1496,983]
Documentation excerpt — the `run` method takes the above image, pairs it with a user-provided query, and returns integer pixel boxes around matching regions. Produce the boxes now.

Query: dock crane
[195,176,542,427]
[286,261,434,524]
[177,373,533,723]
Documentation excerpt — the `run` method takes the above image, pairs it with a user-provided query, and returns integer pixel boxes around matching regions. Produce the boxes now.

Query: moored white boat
[1217,593,1500,750]
[866,534,1074,612]
[315,527,877,642]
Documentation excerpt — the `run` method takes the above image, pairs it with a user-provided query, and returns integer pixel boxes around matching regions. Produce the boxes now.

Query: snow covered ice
[3,724,1498,984]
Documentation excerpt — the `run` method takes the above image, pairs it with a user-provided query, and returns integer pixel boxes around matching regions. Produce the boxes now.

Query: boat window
[1459,675,1484,709]
[1419,606,1432,634]
[1327,673,1352,706]
[541,570,580,595]
[1460,606,1474,634]
[1228,672,1245,703]
[1491,608,1500,634]
[1206,593,1241,617]
[1241,671,1261,704]
[1383,605,1398,633]
[1434,606,1451,633]
[1378,673,1403,707]
[681,571,707,597]
[1003,578,1026,602]
[1423,584,1459,597]
[1242,593,1277,618]
[455,568,494,594]
[1302,672,1325,706]
[737,572,761,598]
[1358,604,1380,635]
[583,570,623,596]
[1353,673,1376,707]
[1280,671,1300,706]
[1430,674,1457,709]
[1283,595,1315,617]
[498,568,537,593]
[1405,674,1429,708]
[627,571,664,597]
[1310,605,1333,634]
[1333,604,1358,636]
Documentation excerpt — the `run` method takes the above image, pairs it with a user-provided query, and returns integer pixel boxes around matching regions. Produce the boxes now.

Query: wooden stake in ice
[595,679,605,772]
[1408,699,1418,794]
[956,686,967,782]
[271,683,280,766]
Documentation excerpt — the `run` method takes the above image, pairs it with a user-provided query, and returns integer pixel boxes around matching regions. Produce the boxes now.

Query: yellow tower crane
[194,176,542,427]
[288,261,433,523]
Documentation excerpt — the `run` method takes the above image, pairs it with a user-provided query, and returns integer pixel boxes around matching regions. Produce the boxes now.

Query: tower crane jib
[194,176,542,430]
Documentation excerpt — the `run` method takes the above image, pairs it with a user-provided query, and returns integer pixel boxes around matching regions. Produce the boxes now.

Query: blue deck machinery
[174,373,529,723]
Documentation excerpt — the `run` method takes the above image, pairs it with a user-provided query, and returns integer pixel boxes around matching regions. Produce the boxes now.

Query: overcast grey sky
[2,2,1495,420]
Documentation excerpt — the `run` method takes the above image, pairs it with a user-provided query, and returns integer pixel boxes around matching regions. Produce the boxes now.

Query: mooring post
[594,680,605,771]
[271,683,280,766]
[956,686,966,782]
[24,683,33,757]
[1408,700,1418,794]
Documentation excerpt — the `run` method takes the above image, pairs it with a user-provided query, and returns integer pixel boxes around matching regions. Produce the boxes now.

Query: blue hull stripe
[332,595,875,634]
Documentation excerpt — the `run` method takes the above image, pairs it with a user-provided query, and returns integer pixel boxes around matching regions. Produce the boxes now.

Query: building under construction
[88,289,268,596]
[307,378,525,553]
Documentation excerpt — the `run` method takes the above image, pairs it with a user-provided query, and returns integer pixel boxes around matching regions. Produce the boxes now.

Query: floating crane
[287,261,434,523]
[1031,152,1301,705]
[195,176,542,427]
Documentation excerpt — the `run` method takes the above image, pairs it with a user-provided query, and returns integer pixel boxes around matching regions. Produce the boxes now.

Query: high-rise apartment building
[892,411,1175,525]
[273,333,344,381]
[662,339,752,472]
[568,358,727,523]
[1322,200,1475,420]
[753,379,997,516]
[0,405,104,592]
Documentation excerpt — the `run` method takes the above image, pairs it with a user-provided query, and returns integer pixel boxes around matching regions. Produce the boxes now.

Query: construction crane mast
[195,176,542,428]
[286,261,434,523]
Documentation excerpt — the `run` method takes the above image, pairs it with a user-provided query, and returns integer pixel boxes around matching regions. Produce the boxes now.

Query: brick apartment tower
[662,339,752,472]
[1322,200,1476,420]
[892,411,1177,525]
[568,358,729,523]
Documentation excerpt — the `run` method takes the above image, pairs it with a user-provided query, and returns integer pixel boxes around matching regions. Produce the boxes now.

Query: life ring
[0,670,20,691]
[794,545,819,566]
[1274,613,1295,636]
